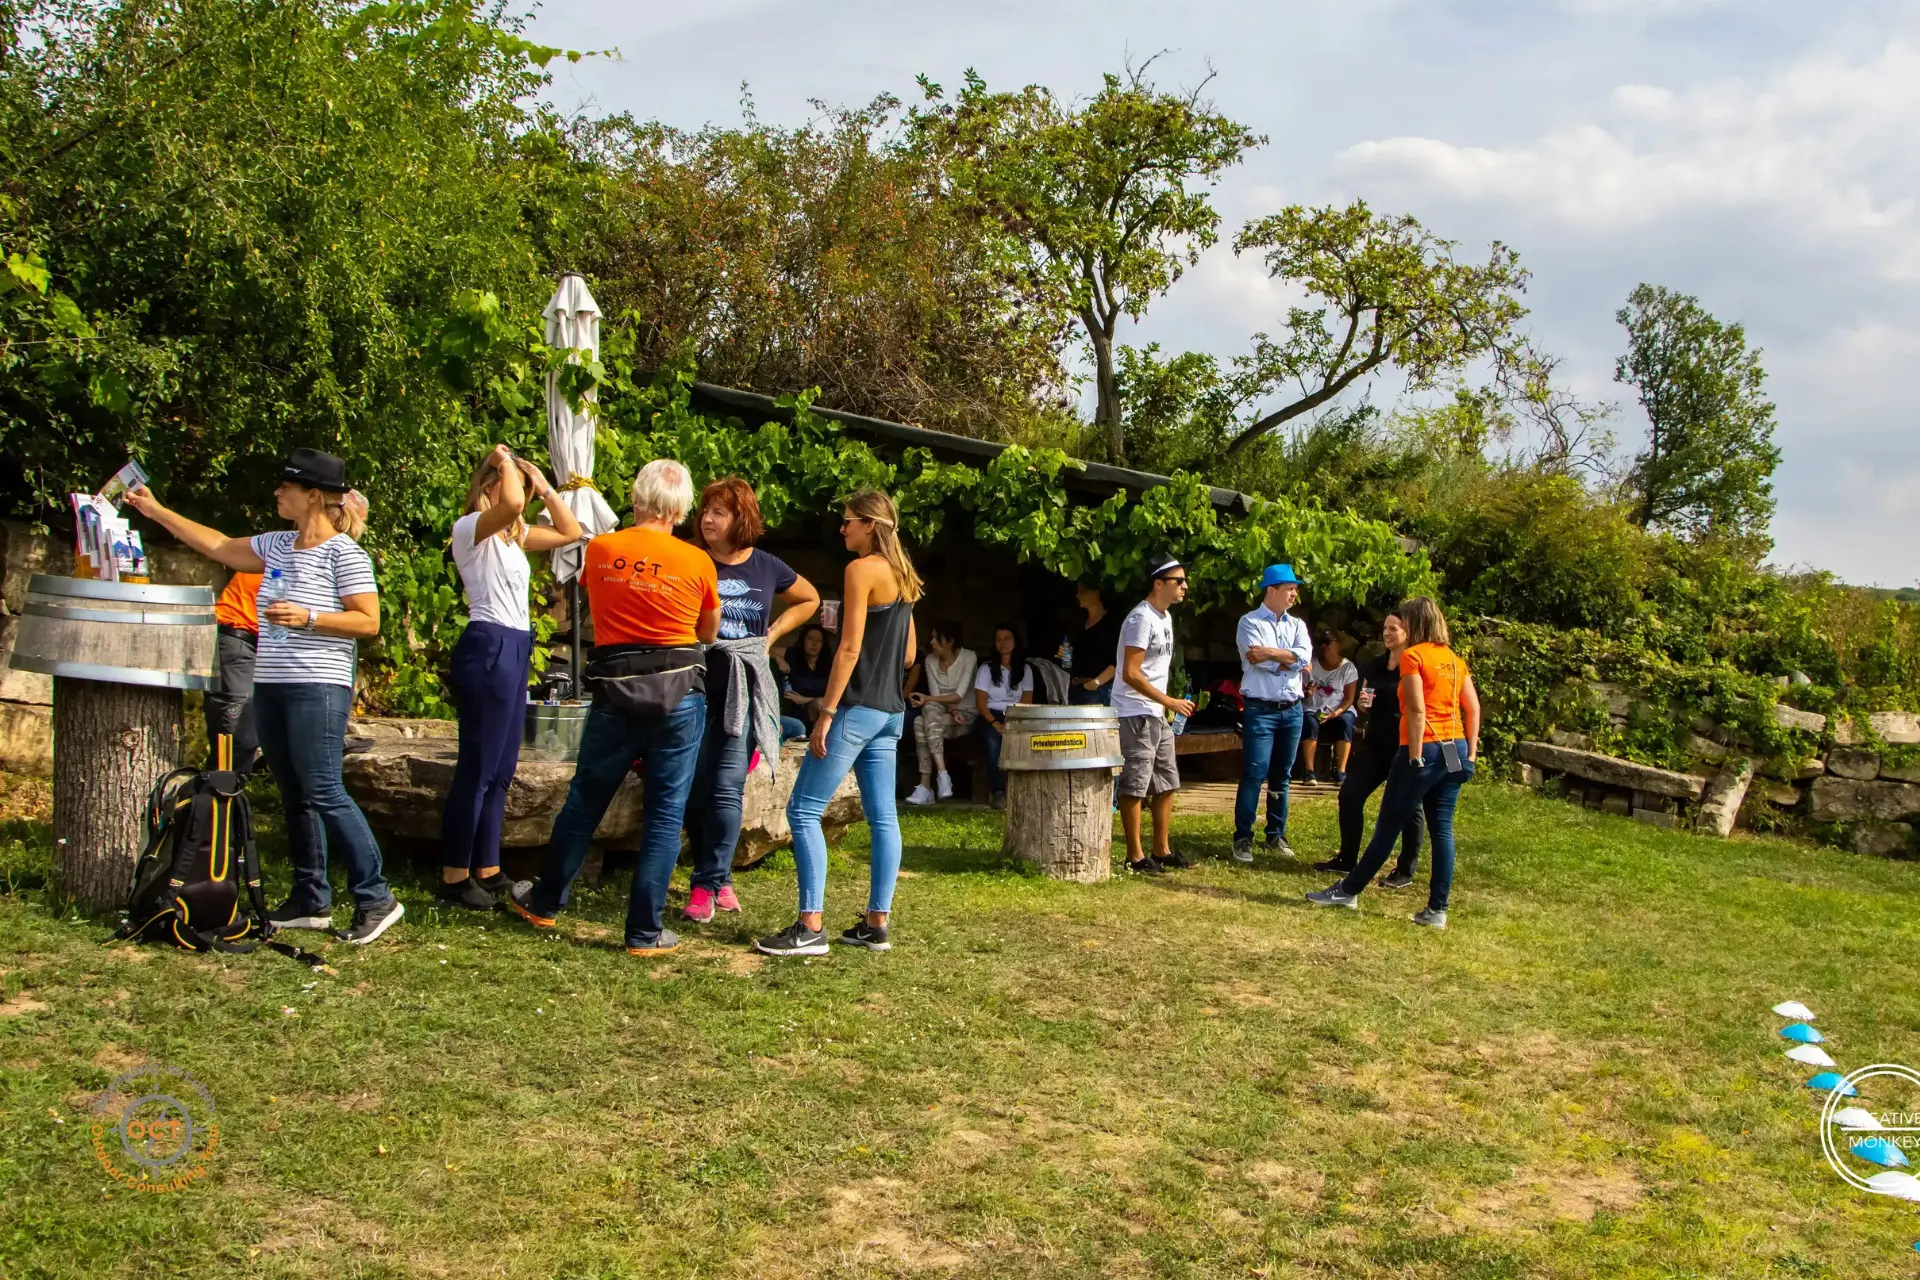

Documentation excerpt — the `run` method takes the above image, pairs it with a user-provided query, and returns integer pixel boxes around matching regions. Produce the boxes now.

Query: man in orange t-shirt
[581,525,720,647]
[207,570,263,774]
[509,460,721,957]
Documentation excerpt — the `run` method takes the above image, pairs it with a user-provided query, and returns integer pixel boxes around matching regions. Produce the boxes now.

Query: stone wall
[1518,685,1920,858]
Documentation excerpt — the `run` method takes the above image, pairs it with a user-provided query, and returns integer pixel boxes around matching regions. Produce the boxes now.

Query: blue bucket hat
[1259,563,1301,589]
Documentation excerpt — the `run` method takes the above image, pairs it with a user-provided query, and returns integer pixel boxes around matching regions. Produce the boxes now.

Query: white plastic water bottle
[262,568,288,640]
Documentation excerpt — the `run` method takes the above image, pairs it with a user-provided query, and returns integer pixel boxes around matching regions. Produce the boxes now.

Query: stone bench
[341,730,861,869]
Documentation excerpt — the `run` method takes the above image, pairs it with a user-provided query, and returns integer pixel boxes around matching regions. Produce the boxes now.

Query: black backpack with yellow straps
[119,734,268,953]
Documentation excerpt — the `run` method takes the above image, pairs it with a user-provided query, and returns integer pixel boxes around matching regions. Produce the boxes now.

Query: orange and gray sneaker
[626,929,681,957]
[504,881,555,929]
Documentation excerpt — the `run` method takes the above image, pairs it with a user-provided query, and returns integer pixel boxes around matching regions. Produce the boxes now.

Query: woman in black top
[757,488,920,958]
[1314,610,1424,882]
[777,624,834,726]
[1064,584,1121,705]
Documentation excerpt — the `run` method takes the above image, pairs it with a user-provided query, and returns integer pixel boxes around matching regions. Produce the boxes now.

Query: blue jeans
[786,705,904,915]
[780,715,808,741]
[977,717,1007,793]
[253,681,390,911]
[1069,683,1112,707]
[530,693,705,947]
[687,704,753,892]
[1235,698,1305,843]
[443,621,533,874]
[1339,740,1475,911]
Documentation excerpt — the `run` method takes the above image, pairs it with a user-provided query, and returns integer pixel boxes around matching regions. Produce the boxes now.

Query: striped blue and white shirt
[248,532,378,688]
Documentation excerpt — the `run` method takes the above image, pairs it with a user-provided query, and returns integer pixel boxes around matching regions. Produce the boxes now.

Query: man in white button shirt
[1232,563,1312,863]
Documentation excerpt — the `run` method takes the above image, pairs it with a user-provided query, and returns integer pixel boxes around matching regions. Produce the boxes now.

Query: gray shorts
[1118,713,1180,799]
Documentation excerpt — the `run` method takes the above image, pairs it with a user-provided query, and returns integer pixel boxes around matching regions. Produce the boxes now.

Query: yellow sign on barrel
[1029,732,1087,751]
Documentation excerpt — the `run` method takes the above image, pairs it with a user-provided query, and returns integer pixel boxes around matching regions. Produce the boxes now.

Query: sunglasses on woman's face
[840,516,872,529]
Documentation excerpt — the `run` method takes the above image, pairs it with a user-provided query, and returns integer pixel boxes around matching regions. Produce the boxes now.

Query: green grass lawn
[4,774,1920,1278]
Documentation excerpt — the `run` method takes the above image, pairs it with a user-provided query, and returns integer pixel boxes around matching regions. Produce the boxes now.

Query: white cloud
[1338,40,1920,274]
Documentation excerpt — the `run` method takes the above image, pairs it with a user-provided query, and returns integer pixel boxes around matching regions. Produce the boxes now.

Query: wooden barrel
[9,574,217,690]
[1000,704,1120,883]
[7,575,212,910]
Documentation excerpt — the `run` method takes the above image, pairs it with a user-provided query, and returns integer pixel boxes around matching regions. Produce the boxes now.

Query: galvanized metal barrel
[999,703,1123,772]
[8,574,216,690]
[523,702,590,762]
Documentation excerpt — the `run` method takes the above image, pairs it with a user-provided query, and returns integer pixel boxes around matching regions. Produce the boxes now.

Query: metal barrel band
[23,602,215,626]
[27,574,214,606]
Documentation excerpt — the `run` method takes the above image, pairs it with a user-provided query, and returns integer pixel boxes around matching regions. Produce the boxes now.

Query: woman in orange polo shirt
[1308,596,1480,929]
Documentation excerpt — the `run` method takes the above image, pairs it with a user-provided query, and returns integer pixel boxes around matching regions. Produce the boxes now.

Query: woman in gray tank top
[756,488,921,958]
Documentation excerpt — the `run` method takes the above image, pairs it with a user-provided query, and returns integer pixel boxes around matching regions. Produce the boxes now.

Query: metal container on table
[9,574,216,690]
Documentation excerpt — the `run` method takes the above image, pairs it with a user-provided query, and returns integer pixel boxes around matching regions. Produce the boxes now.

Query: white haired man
[506,459,722,955]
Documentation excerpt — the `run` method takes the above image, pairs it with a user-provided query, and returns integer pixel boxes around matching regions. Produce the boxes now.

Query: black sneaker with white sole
[1124,857,1165,875]
[1380,868,1416,890]
[343,897,404,945]
[267,901,334,932]
[755,920,830,957]
[838,919,891,951]
[1153,850,1195,870]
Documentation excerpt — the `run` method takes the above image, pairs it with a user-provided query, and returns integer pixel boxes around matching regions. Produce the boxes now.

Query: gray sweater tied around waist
[709,636,784,780]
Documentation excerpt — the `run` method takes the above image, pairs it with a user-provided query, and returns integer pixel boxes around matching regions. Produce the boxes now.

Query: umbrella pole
[570,577,583,698]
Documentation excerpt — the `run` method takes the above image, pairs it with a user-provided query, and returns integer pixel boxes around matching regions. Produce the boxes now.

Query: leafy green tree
[1614,283,1780,540]
[576,96,1074,444]
[1227,201,1528,455]
[912,63,1261,465]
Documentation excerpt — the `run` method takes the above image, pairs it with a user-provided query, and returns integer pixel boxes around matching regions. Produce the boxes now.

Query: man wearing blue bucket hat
[1231,564,1312,863]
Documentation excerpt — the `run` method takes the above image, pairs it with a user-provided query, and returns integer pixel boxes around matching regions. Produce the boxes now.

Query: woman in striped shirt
[126,448,403,946]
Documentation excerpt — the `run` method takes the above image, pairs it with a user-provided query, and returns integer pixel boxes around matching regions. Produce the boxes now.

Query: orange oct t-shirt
[1400,642,1468,745]
[215,571,262,633]
[582,527,719,646]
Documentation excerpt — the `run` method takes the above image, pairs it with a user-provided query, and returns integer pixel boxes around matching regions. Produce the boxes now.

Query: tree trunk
[52,676,184,911]
[1087,324,1125,466]
[1001,768,1115,883]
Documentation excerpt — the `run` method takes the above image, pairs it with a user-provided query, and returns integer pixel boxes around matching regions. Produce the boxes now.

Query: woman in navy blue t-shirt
[683,478,819,923]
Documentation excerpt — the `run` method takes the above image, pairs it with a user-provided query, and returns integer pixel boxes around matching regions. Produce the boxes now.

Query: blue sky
[527,0,1920,586]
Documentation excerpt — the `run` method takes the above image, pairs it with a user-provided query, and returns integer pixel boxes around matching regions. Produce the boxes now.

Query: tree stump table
[999,704,1123,883]
[7,576,216,910]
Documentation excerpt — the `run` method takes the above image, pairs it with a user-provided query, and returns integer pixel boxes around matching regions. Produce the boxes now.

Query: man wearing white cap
[1231,563,1312,863]
[1114,557,1194,874]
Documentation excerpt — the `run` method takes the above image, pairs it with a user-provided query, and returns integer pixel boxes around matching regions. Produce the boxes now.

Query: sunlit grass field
[3,771,1919,1278]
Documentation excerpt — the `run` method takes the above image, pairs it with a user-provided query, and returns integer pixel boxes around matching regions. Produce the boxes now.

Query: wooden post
[51,676,183,910]
[1002,769,1115,883]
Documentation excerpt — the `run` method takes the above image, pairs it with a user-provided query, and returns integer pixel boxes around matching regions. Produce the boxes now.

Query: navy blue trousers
[442,621,534,874]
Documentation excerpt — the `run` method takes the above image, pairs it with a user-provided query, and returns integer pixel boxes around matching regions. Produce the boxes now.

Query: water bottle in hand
[262,568,288,640]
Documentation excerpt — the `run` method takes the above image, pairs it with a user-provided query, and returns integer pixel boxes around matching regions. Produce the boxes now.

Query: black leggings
[1337,738,1424,872]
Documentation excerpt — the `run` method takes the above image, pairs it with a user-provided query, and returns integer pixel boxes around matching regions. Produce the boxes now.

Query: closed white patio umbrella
[542,273,620,689]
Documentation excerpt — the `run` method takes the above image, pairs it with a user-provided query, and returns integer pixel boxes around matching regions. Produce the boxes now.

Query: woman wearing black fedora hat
[126,447,403,945]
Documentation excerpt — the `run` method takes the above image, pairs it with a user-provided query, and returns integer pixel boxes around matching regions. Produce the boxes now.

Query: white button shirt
[1236,604,1311,703]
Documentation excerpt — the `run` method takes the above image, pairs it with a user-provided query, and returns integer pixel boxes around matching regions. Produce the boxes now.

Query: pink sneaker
[715,885,742,913]
[683,885,716,923]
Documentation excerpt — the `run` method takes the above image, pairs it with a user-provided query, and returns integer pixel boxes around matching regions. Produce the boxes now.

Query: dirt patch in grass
[1453,1167,1643,1229]
[89,1043,147,1072]
[0,991,48,1016]
[1245,1160,1327,1208]
[718,951,766,977]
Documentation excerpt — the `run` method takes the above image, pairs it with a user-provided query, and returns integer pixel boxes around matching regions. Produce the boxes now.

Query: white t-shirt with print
[249,532,378,688]
[973,660,1035,714]
[451,511,531,631]
[1112,600,1175,720]
[1306,658,1359,716]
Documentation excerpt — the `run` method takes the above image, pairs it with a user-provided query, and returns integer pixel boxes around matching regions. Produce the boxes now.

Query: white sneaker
[934,771,954,800]
[905,784,936,806]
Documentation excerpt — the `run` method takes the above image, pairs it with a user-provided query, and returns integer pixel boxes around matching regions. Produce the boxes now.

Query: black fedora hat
[281,447,350,493]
